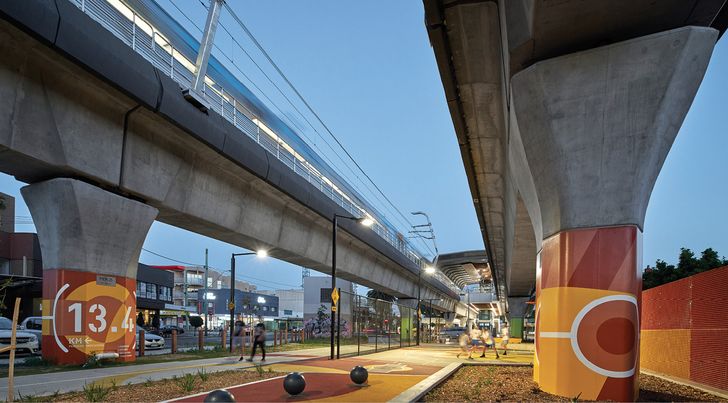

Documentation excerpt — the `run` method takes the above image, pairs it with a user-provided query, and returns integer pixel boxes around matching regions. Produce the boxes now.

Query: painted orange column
[23,178,158,366]
[42,270,137,364]
[534,226,641,401]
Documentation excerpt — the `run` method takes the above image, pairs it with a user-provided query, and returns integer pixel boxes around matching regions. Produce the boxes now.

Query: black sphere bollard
[204,389,236,402]
[350,366,368,385]
[283,372,306,396]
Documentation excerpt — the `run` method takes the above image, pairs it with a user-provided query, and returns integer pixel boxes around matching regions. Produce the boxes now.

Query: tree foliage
[189,316,203,328]
[643,247,728,290]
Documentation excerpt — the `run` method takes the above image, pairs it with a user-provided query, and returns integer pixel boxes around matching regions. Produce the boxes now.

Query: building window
[284,309,292,316]
[320,288,332,303]
[271,307,276,312]
[263,306,268,312]
[136,282,157,300]
[159,286,172,302]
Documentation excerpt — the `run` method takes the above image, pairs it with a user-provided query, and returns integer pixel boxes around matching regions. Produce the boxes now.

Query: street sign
[331,288,340,306]
[227,302,235,311]
[331,305,337,312]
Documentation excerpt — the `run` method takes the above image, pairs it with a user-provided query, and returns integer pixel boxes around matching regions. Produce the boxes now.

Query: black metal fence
[303,291,418,357]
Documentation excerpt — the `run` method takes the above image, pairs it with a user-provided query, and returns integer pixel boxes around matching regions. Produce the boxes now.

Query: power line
[220,3,434,255]
[140,248,300,289]
[174,1,393,230]
[141,248,201,266]
[163,1,434,257]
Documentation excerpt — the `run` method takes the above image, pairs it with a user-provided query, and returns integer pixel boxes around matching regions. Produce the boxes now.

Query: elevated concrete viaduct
[425,0,724,400]
[0,1,461,364]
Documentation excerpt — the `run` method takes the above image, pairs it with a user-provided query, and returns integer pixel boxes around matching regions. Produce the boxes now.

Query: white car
[0,317,39,354]
[135,328,165,350]
[19,316,43,349]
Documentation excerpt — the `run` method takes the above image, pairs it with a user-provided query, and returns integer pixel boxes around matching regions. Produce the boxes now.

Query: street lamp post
[417,265,437,346]
[331,214,373,360]
[229,249,267,352]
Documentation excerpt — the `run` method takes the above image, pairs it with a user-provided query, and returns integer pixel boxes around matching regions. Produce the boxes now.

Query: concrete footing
[22,178,157,364]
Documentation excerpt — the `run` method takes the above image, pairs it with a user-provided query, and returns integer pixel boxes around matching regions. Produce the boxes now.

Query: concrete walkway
[0,346,354,398]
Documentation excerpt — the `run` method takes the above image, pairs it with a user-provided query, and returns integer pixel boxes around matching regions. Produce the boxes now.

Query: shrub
[82,382,110,402]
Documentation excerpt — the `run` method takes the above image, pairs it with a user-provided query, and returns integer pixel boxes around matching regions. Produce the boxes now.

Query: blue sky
[1,1,726,290]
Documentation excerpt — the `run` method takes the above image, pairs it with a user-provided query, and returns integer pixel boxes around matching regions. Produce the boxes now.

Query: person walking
[456,328,473,359]
[468,325,482,358]
[481,326,500,359]
[501,325,510,356]
[242,322,266,362]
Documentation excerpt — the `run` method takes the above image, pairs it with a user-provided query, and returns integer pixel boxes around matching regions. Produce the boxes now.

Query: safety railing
[68,0,451,278]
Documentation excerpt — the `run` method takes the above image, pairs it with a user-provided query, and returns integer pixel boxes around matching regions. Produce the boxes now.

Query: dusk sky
[1,1,726,290]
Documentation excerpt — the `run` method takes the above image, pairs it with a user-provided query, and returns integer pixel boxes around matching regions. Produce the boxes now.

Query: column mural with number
[22,178,158,366]
[43,270,137,364]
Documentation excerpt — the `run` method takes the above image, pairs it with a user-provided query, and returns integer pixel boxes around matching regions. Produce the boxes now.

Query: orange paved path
[173,344,534,402]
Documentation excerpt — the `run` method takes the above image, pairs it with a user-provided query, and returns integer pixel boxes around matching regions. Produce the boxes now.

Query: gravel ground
[423,366,726,402]
[35,368,284,402]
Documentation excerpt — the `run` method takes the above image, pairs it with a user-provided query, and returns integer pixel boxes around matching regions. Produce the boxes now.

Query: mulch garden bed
[29,367,284,402]
[423,366,726,402]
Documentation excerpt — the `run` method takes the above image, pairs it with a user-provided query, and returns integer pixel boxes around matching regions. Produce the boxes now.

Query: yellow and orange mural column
[534,226,641,401]
[42,269,137,364]
[22,178,158,366]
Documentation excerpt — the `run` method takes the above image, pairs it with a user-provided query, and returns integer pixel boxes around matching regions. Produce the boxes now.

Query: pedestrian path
[172,345,534,402]
[0,348,336,397]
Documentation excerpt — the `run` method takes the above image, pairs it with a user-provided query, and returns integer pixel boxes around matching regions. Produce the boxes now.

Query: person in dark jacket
[241,322,266,362]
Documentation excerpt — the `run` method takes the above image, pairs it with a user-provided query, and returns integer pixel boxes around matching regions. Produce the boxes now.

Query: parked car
[136,327,165,350]
[19,316,43,349]
[159,325,185,337]
[438,327,466,340]
[0,317,38,354]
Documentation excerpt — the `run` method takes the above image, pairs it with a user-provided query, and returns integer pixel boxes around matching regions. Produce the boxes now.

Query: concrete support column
[21,178,157,365]
[506,297,529,339]
[511,27,717,401]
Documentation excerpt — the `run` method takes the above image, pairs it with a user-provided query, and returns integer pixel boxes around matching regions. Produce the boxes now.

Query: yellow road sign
[228,302,235,310]
[331,288,340,306]
[331,305,337,312]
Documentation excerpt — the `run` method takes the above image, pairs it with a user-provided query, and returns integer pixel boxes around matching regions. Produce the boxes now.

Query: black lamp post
[331,214,373,360]
[229,250,267,352]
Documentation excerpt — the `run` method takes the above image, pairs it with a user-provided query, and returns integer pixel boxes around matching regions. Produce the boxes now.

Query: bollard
[301,330,305,344]
[222,325,227,350]
[198,329,204,351]
[279,328,283,345]
[139,329,145,357]
[283,372,306,396]
[285,327,288,345]
[172,329,178,354]
[274,330,278,347]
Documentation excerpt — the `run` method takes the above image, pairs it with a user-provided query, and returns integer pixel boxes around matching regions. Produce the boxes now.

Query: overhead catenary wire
[220,3,432,253]
[168,1,412,247]
[162,1,436,257]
